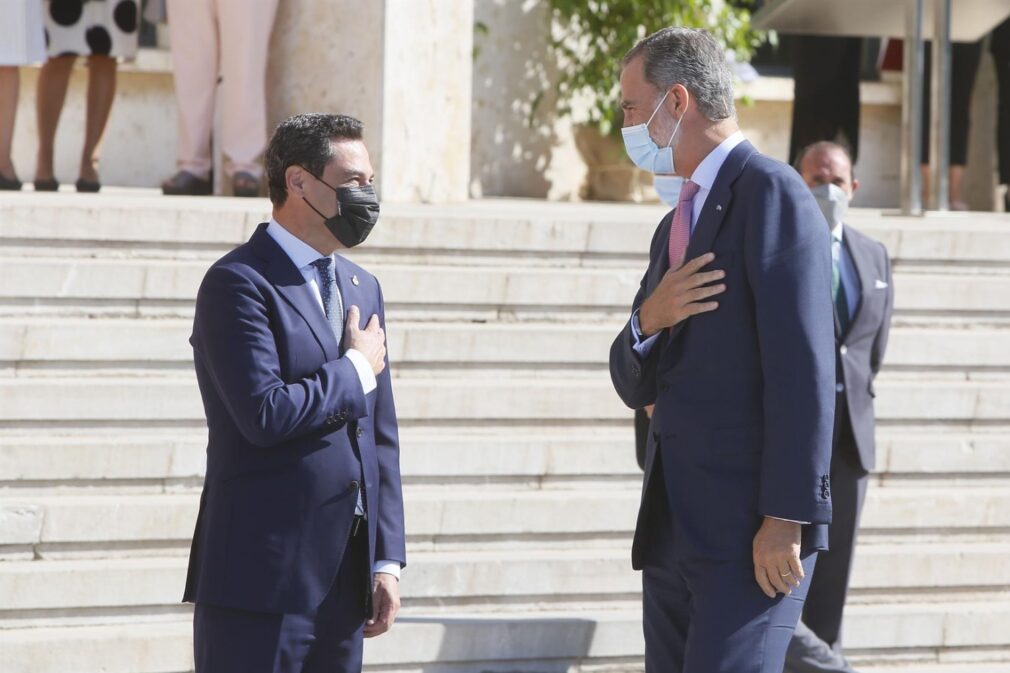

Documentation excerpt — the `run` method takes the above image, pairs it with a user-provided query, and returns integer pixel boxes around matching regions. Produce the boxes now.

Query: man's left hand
[752,517,804,598]
[364,573,400,638]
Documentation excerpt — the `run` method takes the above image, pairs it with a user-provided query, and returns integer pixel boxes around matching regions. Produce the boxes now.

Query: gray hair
[623,27,736,122]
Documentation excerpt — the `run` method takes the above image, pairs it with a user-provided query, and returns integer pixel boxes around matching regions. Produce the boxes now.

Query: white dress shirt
[266,219,400,579]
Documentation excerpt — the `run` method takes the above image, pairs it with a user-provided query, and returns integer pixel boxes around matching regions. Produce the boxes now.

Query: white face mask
[811,183,850,228]
[621,89,685,175]
[653,175,683,208]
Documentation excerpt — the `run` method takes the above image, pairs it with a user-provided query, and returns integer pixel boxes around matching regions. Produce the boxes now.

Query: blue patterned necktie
[310,257,345,343]
[310,256,364,517]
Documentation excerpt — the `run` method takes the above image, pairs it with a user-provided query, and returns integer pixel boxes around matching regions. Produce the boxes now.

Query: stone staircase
[1,191,1009,672]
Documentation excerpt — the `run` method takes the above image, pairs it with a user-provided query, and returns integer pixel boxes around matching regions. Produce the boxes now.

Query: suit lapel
[251,224,341,362]
[841,231,872,343]
[646,211,673,295]
[665,140,758,342]
[684,140,758,263]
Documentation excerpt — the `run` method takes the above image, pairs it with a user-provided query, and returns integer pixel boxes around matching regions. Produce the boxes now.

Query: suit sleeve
[744,169,835,525]
[609,214,671,410]
[870,245,894,377]
[192,264,369,448]
[372,281,407,567]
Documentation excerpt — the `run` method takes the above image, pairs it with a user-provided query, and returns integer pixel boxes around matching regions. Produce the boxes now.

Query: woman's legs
[35,55,76,182]
[80,55,117,183]
[0,66,20,181]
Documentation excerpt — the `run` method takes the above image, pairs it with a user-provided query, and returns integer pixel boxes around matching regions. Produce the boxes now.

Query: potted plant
[546,0,763,201]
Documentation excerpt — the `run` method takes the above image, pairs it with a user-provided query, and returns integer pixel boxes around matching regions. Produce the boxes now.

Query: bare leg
[948,165,967,210]
[35,55,76,182]
[0,66,19,180]
[80,56,117,183]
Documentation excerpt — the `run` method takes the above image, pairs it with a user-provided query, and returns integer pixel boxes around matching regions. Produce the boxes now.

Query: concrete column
[267,0,473,203]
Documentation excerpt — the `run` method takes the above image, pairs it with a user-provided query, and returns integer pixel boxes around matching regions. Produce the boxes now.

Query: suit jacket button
[356,427,365,439]
[840,345,848,355]
[836,383,845,393]
[632,365,641,377]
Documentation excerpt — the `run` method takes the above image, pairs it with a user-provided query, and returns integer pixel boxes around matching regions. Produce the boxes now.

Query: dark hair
[265,113,364,206]
[623,27,736,122]
[794,140,857,181]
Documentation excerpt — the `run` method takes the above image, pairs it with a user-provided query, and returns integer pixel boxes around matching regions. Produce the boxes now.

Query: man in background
[786,141,894,673]
[161,0,279,196]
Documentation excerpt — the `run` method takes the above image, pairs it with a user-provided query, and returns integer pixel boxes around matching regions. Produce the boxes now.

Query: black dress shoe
[0,173,22,191]
[34,178,59,192]
[232,171,261,198]
[75,178,101,193]
[162,170,212,196]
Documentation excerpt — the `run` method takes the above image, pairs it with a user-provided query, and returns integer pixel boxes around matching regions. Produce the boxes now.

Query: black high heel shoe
[34,178,59,192]
[76,178,101,193]
[0,173,22,191]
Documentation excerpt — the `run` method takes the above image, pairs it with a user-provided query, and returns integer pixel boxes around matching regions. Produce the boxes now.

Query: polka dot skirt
[44,0,139,59]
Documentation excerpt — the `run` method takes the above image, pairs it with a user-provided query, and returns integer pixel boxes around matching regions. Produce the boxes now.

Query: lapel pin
[715,204,723,211]
[351,275,360,286]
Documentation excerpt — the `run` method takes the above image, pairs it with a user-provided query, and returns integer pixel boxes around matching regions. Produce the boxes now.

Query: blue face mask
[653,174,683,208]
[621,89,685,175]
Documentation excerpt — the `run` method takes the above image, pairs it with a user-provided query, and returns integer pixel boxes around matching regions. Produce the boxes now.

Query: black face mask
[301,172,380,248]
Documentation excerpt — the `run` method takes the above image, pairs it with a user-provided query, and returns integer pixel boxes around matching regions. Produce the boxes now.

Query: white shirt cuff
[631,311,660,357]
[769,516,810,525]
[346,349,378,395]
[374,560,401,579]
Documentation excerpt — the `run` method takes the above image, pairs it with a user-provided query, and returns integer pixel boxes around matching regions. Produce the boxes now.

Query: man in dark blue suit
[183,113,405,673]
[609,28,836,672]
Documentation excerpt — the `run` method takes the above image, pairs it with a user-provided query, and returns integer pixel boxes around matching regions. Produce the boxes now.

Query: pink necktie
[669,180,700,270]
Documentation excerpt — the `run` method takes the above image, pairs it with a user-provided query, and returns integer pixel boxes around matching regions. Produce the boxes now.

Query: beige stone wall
[964,45,1001,211]
[10,56,176,189]
[470,0,585,201]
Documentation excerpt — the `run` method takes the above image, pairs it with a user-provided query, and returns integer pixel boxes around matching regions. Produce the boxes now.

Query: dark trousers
[789,36,863,165]
[642,465,817,673]
[193,522,370,673]
[799,411,869,650]
[991,18,1010,186]
[921,41,984,166]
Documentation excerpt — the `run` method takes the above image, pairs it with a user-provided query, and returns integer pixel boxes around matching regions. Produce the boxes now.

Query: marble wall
[7,0,1002,209]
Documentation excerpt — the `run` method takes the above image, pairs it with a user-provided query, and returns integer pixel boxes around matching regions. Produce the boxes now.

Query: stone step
[1,429,1007,486]
[3,193,1009,266]
[4,600,1010,673]
[3,488,1008,552]
[863,665,1010,672]
[2,319,1008,371]
[2,543,1009,615]
[1,377,1009,426]
[1,257,1008,318]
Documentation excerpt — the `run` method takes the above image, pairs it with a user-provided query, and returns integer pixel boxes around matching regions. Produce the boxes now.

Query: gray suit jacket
[835,225,894,472]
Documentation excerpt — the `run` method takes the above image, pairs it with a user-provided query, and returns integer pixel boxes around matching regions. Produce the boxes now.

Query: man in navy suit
[609,28,836,672]
[184,113,405,673]
[785,142,894,673]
